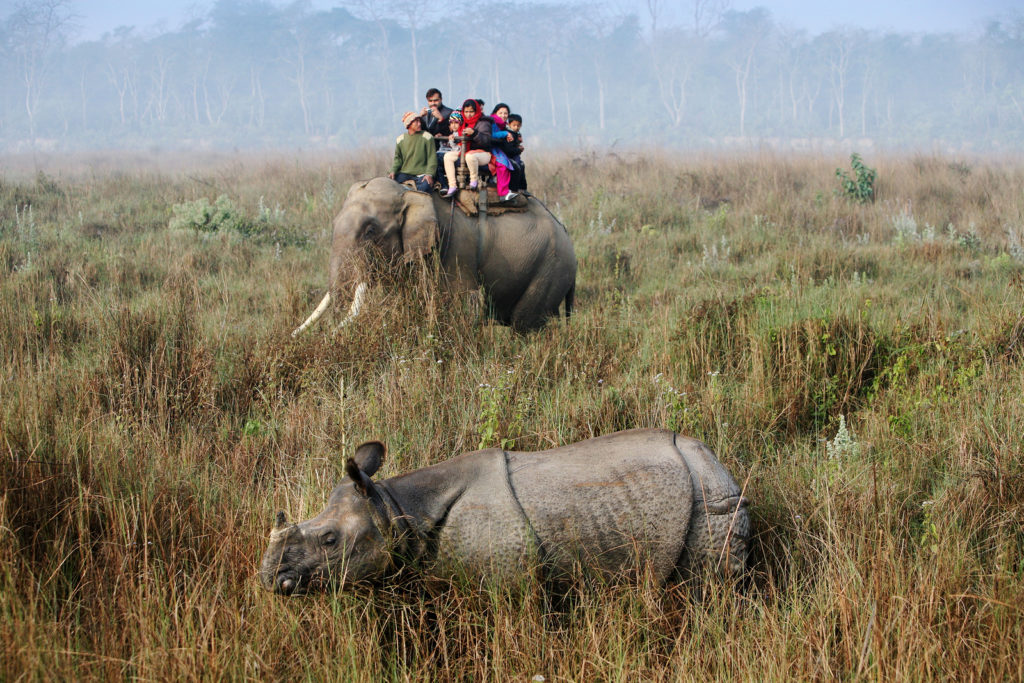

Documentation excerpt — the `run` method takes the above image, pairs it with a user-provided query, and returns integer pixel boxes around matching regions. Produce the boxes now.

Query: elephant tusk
[336,282,368,329]
[291,292,332,337]
[291,282,368,337]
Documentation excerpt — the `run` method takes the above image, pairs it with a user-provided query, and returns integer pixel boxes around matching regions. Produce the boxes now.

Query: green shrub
[169,194,248,233]
[234,196,309,247]
[169,194,308,246]
[835,153,877,203]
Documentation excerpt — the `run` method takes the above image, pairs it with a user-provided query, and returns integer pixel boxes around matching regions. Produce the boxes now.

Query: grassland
[1,149,1022,681]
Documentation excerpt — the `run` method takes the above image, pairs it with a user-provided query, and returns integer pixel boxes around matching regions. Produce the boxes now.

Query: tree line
[3,0,1023,152]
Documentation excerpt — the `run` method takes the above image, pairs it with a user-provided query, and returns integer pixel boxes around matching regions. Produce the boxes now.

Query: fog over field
[2,0,1023,153]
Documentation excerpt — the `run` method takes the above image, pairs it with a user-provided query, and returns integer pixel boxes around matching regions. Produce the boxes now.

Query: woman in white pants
[443,99,493,197]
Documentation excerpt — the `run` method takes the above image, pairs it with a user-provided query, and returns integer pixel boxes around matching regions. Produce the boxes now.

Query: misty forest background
[3,0,1024,154]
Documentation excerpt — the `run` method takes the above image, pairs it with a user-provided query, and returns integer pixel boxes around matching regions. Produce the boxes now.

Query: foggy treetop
[3,0,1024,153]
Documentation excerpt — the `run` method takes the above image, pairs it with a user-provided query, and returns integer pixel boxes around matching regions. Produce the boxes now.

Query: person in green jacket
[389,111,437,192]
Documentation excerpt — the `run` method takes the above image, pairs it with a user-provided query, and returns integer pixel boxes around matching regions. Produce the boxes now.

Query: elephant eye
[360,220,379,240]
[320,533,338,547]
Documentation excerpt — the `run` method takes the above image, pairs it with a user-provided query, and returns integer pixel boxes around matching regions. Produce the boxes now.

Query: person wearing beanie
[389,111,436,192]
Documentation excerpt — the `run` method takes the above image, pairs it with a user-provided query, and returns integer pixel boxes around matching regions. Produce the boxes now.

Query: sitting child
[505,114,526,192]
[488,103,517,202]
[440,110,462,188]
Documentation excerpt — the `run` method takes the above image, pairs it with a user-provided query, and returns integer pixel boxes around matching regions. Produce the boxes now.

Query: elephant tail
[563,284,575,320]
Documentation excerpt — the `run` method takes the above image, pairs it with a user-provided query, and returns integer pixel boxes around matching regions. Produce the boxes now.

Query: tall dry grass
[1,150,1022,680]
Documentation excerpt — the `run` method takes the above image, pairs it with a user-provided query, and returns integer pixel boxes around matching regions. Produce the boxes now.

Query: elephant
[291,178,577,335]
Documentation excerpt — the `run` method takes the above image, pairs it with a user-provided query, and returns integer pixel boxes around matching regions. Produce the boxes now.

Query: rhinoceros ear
[353,441,385,477]
[345,457,374,496]
[274,510,288,530]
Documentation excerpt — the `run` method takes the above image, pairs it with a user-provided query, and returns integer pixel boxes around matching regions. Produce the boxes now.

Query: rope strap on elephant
[476,184,488,273]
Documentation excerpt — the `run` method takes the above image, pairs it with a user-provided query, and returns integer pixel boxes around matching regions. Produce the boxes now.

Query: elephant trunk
[290,282,368,337]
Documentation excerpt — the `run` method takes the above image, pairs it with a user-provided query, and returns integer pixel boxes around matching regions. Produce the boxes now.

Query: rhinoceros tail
[682,492,750,580]
[672,434,751,580]
[714,494,751,578]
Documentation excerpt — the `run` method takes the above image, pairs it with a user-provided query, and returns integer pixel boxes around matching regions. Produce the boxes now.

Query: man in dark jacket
[420,88,454,189]
[420,88,453,138]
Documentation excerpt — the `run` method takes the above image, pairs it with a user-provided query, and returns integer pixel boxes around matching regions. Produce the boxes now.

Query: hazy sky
[69,0,1019,41]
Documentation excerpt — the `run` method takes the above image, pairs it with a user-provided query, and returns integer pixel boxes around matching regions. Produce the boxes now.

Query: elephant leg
[439,274,487,325]
[509,276,564,332]
[463,287,486,324]
[563,284,575,320]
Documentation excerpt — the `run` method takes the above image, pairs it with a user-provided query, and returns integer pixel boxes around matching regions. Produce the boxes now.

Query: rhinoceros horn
[269,510,294,543]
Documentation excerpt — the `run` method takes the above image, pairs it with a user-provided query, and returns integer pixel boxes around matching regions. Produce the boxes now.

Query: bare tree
[642,0,728,37]
[346,0,397,120]
[285,25,313,135]
[692,0,729,38]
[859,45,878,136]
[150,51,173,125]
[105,28,139,127]
[4,0,75,144]
[389,0,437,109]
[520,5,577,129]
[722,9,772,137]
[579,9,620,131]
[645,0,662,35]
[822,29,864,138]
[644,0,693,127]
[249,65,265,129]
[650,27,699,127]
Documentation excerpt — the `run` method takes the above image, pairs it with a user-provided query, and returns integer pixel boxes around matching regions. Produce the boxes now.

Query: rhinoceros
[259,429,750,595]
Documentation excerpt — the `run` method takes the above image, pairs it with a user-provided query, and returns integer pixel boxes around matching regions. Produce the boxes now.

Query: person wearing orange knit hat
[389,111,436,192]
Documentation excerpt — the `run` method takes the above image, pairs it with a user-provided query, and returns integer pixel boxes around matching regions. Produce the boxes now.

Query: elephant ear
[346,180,370,199]
[400,189,438,263]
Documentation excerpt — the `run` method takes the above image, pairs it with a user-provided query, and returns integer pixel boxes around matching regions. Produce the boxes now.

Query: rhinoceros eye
[320,532,338,547]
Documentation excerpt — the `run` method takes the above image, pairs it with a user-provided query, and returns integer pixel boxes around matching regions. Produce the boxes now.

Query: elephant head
[292,178,438,336]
